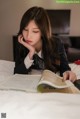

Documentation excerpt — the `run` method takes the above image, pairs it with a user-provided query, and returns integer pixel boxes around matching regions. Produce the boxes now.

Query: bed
[0,59,80,119]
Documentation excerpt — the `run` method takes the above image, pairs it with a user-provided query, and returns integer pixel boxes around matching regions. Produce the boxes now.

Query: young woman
[14,6,76,82]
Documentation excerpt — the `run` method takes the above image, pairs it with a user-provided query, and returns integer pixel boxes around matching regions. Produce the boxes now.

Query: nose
[27,31,31,39]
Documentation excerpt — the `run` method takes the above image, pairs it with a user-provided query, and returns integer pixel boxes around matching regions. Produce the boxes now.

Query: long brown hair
[18,6,60,72]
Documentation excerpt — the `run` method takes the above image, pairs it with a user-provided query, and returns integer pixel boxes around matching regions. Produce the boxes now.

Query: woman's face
[22,20,42,47]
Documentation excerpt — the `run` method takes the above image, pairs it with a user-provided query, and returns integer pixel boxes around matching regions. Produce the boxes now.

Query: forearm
[60,54,71,76]
[14,54,34,74]
[57,38,71,76]
[14,61,29,74]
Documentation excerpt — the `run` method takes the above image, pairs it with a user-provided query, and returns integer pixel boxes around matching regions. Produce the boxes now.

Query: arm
[14,56,33,74]
[14,34,36,74]
[14,43,29,74]
[58,38,77,82]
[14,42,33,74]
[58,39,71,75]
[14,60,29,74]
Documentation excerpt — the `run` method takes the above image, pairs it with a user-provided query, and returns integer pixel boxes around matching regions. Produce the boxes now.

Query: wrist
[24,55,34,69]
[29,51,35,60]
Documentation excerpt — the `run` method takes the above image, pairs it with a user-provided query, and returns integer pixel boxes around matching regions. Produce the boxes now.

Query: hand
[63,71,77,82]
[18,35,35,59]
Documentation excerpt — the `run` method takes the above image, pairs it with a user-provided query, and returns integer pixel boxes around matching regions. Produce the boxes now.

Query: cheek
[22,32,27,40]
[35,34,41,40]
[34,36,41,43]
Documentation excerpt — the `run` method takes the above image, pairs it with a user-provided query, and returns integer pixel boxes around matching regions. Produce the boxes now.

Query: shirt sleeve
[24,54,34,69]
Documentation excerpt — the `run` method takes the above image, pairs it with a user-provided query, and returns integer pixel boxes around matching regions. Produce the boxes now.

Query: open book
[0,70,73,93]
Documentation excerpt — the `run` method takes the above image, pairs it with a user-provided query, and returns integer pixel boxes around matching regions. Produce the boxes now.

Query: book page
[38,70,73,89]
[0,74,41,92]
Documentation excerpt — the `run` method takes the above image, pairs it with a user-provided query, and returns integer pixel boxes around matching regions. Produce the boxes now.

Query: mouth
[26,40,32,43]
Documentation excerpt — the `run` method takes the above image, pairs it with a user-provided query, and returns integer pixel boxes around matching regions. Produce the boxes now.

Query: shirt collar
[35,50,42,58]
[38,50,42,58]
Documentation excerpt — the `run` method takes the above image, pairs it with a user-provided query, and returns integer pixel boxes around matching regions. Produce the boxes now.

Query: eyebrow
[24,27,39,30]
[25,27,39,29]
[33,28,39,30]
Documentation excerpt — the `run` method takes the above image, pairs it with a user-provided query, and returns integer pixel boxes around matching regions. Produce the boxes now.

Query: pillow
[0,60,15,75]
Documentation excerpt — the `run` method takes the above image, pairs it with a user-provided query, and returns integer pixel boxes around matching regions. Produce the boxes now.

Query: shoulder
[51,35,63,46]
[51,35,66,54]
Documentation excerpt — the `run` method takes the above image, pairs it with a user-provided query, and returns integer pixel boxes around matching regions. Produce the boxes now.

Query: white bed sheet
[0,60,80,119]
[0,91,80,119]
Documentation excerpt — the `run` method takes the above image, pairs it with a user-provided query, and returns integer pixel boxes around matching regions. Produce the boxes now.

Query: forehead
[25,20,39,29]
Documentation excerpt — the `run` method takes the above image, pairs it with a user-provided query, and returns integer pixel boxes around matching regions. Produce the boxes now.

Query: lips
[26,40,32,43]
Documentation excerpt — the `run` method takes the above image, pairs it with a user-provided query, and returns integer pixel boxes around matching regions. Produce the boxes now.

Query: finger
[19,38,35,52]
[69,73,77,82]
[18,36,29,48]
[63,72,69,81]
[18,35,35,52]
[18,35,23,43]
[66,71,77,82]
[21,41,33,50]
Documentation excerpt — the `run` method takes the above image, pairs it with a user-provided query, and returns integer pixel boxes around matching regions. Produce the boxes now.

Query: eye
[33,31,39,33]
[24,29,28,31]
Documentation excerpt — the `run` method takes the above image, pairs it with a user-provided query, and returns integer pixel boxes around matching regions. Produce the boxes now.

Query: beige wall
[0,0,80,61]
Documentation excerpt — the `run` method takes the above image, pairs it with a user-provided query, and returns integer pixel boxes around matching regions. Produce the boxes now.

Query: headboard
[13,35,18,61]
[46,9,71,34]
